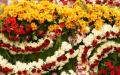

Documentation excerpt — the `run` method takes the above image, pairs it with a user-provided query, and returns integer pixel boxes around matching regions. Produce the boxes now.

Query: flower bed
[0,0,120,75]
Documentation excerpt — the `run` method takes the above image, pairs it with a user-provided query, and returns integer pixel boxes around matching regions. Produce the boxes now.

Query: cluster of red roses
[1,17,46,42]
[99,61,120,75]
[2,17,32,41]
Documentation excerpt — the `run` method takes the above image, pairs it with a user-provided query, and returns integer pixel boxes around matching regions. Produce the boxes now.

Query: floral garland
[0,33,53,54]
[76,24,120,75]
[0,41,79,75]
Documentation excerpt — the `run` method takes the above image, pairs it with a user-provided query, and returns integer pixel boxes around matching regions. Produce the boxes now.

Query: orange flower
[30,23,38,31]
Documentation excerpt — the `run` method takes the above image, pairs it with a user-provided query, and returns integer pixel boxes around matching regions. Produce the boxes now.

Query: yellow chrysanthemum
[30,22,38,31]
[94,18,104,30]
[48,25,60,32]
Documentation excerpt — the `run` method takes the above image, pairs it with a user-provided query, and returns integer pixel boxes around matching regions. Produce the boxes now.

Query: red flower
[98,68,106,74]
[69,49,74,55]
[2,67,13,73]
[105,61,114,70]
[23,70,27,75]
[61,0,68,5]
[11,24,18,30]
[19,28,25,35]
[110,70,115,75]
[37,69,41,73]
[25,25,32,34]
[37,30,45,37]
[17,70,22,75]
[57,54,67,62]
[106,32,110,38]
[96,36,101,39]
[59,22,65,28]
[41,39,50,48]
[10,17,16,24]
[92,39,97,47]
[42,62,56,71]
[55,29,63,35]
[116,66,120,75]
[7,28,11,33]
[14,28,19,34]
[31,68,36,73]
[14,35,19,41]
[1,27,6,32]
[115,47,120,53]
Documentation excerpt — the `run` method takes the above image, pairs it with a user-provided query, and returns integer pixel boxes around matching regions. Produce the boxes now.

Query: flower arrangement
[0,0,120,75]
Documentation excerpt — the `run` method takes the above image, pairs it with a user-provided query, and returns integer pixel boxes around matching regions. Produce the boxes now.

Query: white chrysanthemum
[61,42,72,51]
[61,71,67,75]
[83,34,95,46]
[112,25,120,32]
[102,24,112,33]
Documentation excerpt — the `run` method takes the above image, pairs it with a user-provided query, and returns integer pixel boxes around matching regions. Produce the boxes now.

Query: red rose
[7,28,11,33]
[61,0,68,5]
[105,61,114,70]
[19,28,25,34]
[11,23,18,30]
[55,29,63,35]
[98,68,106,74]
[59,22,65,28]
[10,17,16,24]
[116,66,120,75]
[110,70,115,75]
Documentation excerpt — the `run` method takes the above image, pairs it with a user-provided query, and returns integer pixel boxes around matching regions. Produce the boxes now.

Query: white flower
[61,71,67,75]
[83,34,95,46]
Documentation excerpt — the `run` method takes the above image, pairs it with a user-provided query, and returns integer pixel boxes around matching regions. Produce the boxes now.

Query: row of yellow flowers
[0,0,120,33]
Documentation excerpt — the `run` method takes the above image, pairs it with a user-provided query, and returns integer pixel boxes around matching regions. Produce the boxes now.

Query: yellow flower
[89,13,98,22]
[94,18,104,30]
[115,20,120,27]
[30,22,38,31]
[81,27,88,33]
[78,20,88,27]
[48,25,60,32]
[65,22,75,29]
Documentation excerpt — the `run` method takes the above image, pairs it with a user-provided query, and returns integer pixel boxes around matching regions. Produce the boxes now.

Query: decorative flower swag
[76,24,120,75]
[0,24,119,54]
[0,41,79,75]
[0,33,53,54]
